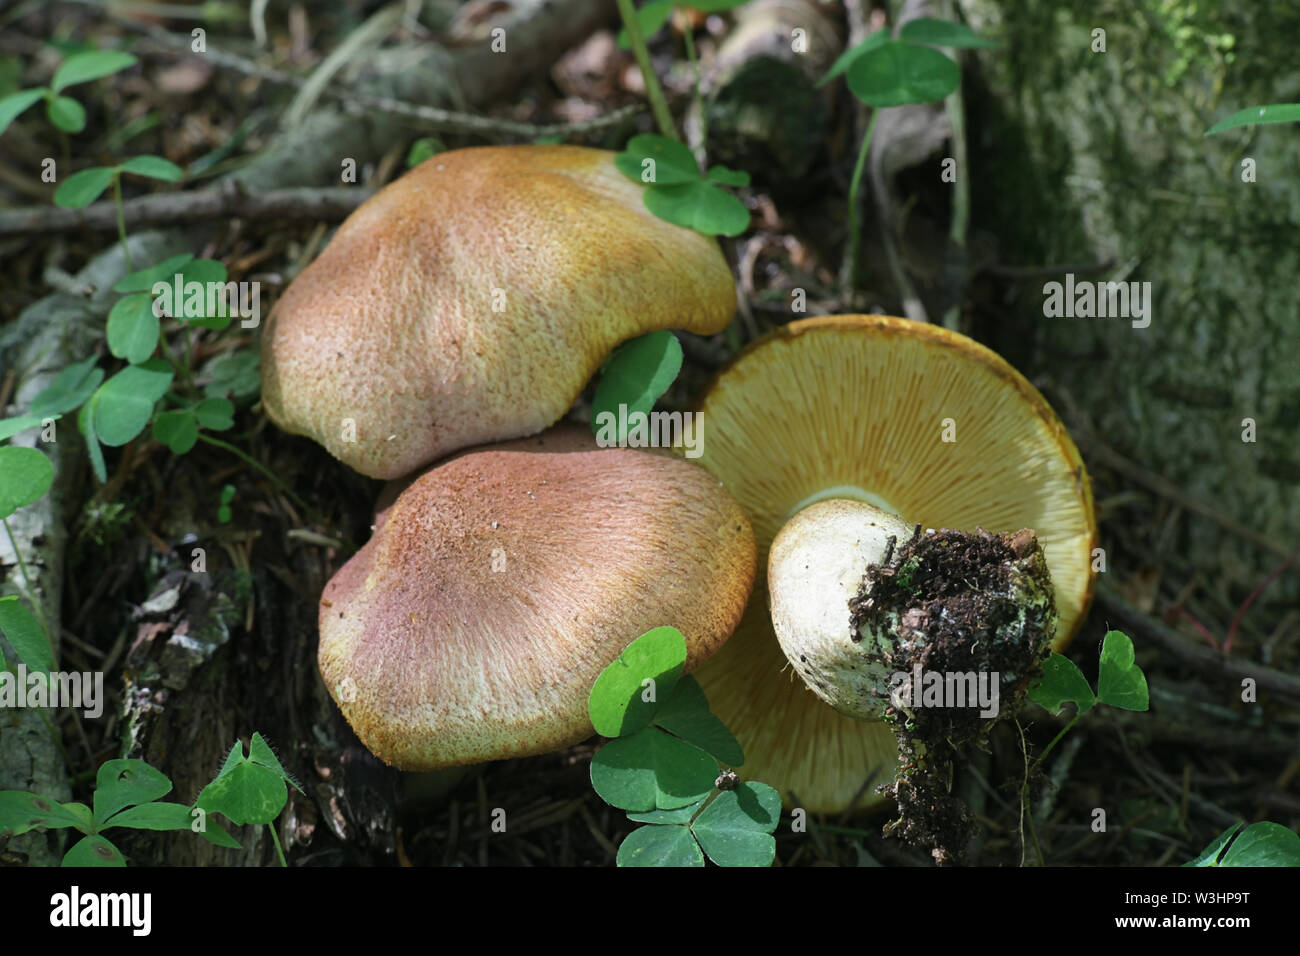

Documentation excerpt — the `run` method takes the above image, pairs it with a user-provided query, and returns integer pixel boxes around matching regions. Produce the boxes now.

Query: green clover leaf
[616,823,704,866]
[590,728,717,811]
[615,134,750,236]
[847,39,961,107]
[588,625,687,737]
[590,332,684,445]
[0,446,53,520]
[1097,630,1150,711]
[1027,653,1097,716]
[50,50,138,93]
[690,782,781,867]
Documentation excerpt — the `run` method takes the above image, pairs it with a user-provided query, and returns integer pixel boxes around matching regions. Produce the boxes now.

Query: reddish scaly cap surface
[318,427,757,770]
[261,145,737,478]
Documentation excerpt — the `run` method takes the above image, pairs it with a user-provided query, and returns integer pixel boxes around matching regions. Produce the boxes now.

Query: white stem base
[768,498,912,720]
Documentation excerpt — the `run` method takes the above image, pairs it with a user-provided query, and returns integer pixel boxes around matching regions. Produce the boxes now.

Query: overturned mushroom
[318,426,757,770]
[690,315,1098,814]
[260,144,736,479]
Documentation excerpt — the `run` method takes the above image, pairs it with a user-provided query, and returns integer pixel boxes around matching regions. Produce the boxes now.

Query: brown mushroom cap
[318,426,757,770]
[690,315,1098,812]
[261,145,737,479]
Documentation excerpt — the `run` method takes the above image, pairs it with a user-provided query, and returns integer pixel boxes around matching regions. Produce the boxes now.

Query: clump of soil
[848,526,1056,864]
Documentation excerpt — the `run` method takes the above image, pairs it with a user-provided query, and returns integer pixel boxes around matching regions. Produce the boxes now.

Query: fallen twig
[0,183,370,236]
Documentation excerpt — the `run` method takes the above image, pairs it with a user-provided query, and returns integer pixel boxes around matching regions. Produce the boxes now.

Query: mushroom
[260,144,736,479]
[318,426,757,770]
[688,315,1098,812]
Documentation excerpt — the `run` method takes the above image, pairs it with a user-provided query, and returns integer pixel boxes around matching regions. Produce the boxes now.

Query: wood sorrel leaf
[1097,630,1149,711]
[588,625,687,737]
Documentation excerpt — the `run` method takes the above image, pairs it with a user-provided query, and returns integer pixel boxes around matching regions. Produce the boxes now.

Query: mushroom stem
[769,498,1057,727]
[769,496,1059,860]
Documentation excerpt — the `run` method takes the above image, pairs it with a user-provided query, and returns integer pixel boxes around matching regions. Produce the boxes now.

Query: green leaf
[643,179,751,235]
[0,791,87,836]
[1185,823,1243,867]
[615,134,700,185]
[29,356,103,417]
[627,797,706,825]
[45,95,85,133]
[0,596,55,675]
[590,333,684,444]
[1206,103,1300,136]
[101,801,195,832]
[191,809,242,848]
[406,136,446,167]
[53,166,115,209]
[201,350,260,401]
[1027,653,1097,716]
[590,728,718,811]
[0,416,45,442]
[51,50,137,93]
[1218,822,1300,867]
[588,625,687,737]
[106,292,160,364]
[77,399,107,484]
[179,258,228,285]
[93,759,172,826]
[615,0,676,51]
[898,17,998,49]
[191,397,235,431]
[1097,630,1149,711]
[248,732,304,794]
[614,135,750,235]
[705,164,750,187]
[653,675,744,765]
[847,40,960,107]
[217,483,236,524]
[119,154,183,182]
[113,253,194,293]
[0,89,45,137]
[212,741,243,780]
[0,446,53,519]
[102,801,241,848]
[60,802,95,833]
[617,824,704,866]
[62,834,125,867]
[691,782,781,866]
[92,359,174,446]
[817,28,888,88]
[152,409,198,454]
[197,737,291,826]
[197,759,287,826]
[169,258,232,328]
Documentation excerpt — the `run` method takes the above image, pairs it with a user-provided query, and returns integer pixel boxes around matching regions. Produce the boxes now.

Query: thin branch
[0,184,371,236]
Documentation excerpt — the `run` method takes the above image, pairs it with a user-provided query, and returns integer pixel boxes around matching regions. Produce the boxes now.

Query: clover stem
[682,23,707,161]
[842,108,880,297]
[1032,712,1080,770]
[266,820,287,866]
[616,0,679,141]
[112,174,134,273]
[196,433,323,526]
